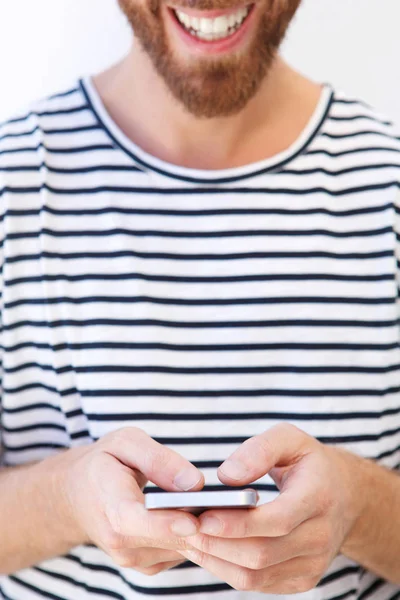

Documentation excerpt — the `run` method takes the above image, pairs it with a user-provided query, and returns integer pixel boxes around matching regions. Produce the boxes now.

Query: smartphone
[145,489,258,515]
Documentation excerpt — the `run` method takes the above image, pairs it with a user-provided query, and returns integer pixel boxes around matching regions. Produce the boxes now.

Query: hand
[60,427,204,575]
[179,423,366,594]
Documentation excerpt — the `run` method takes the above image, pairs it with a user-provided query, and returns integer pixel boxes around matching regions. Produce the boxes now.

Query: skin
[2,0,399,590]
[180,424,367,593]
[177,425,400,591]
[94,0,322,170]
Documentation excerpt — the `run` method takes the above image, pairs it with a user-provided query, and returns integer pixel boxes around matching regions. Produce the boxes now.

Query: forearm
[0,449,87,575]
[339,449,400,585]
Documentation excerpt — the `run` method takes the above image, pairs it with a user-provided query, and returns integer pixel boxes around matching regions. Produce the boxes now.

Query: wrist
[331,447,373,557]
[35,447,91,548]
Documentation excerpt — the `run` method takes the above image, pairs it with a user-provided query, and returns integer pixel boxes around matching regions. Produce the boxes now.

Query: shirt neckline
[79,76,334,185]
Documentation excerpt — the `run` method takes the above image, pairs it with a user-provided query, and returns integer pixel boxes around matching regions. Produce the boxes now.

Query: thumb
[102,427,204,492]
[217,423,315,485]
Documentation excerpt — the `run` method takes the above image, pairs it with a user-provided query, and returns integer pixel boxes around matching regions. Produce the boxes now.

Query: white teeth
[213,15,229,34]
[199,17,214,33]
[175,5,250,41]
[228,13,236,27]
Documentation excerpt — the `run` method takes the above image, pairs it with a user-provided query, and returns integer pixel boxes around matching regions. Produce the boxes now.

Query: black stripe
[280,163,400,177]
[0,163,144,174]
[71,429,91,440]
[5,382,400,399]
[85,405,400,422]
[49,87,80,99]
[319,565,361,586]
[66,408,84,418]
[8,576,68,600]
[2,422,66,434]
[306,146,400,158]
[2,401,62,414]
[4,272,395,287]
[0,587,17,600]
[332,98,371,107]
[325,591,357,600]
[6,361,400,377]
[79,385,400,399]
[0,143,114,156]
[375,443,400,461]
[6,225,393,240]
[328,114,391,125]
[4,295,396,309]
[3,317,398,332]
[357,578,386,600]
[152,426,400,445]
[0,180,397,196]
[3,442,68,452]
[80,78,334,184]
[2,340,397,352]
[0,124,101,140]
[16,562,231,596]
[4,105,90,125]
[1,201,393,218]
[5,248,394,265]
[4,382,76,395]
[322,130,396,140]
[34,566,124,600]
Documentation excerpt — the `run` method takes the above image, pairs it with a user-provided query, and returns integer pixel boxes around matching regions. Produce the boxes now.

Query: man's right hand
[60,427,205,575]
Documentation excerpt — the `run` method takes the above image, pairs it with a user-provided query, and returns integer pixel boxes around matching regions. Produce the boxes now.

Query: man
[0,0,399,598]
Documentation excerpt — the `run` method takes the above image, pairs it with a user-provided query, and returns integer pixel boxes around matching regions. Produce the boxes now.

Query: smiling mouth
[170,4,254,42]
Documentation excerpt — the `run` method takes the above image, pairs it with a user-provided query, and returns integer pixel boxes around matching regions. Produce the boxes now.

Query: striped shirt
[0,77,400,600]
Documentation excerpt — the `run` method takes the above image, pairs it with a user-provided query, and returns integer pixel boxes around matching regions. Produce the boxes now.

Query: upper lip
[168,3,253,18]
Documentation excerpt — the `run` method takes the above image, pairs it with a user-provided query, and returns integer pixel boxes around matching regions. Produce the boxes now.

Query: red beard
[118,0,301,118]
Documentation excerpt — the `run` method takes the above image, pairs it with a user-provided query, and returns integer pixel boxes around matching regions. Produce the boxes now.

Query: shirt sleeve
[0,162,4,466]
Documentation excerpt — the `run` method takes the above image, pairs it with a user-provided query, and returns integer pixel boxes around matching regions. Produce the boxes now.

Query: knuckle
[111,552,139,569]
[146,448,171,476]
[312,527,332,553]
[232,569,257,592]
[276,515,295,536]
[309,556,328,577]
[274,422,299,437]
[137,565,165,576]
[318,488,334,513]
[195,534,212,555]
[103,529,124,552]
[115,426,144,445]
[248,545,269,570]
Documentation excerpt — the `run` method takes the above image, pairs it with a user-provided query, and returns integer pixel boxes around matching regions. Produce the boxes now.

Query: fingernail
[174,467,202,491]
[171,518,198,537]
[200,517,222,536]
[219,459,248,480]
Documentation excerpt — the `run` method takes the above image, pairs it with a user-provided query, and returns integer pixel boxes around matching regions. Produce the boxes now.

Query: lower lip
[167,5,256,55]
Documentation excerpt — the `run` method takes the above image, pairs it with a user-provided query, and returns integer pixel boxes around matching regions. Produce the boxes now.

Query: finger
[179,547,262,591]
[217,423,315,485]
[112,547,184,569]
[95,453,200,542]
[189,516,327,569]
[179,549,324,593]
[200,457,321,539]
[135,560,187,576]
[102,426,205,492]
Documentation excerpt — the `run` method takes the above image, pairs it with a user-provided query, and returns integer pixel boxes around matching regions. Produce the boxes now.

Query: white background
[0,0,399,123]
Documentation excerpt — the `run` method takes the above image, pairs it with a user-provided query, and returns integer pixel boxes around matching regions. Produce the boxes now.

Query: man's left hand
[179,423,366,595]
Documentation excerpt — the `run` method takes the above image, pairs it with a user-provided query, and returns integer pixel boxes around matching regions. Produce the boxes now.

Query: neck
[93,42,323,170]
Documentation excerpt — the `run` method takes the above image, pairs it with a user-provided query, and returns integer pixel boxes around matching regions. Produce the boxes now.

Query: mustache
[151,0,254,11]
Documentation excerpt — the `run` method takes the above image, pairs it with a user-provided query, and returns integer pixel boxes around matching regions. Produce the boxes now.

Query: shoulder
[326,87,400,152]
[0,80,97,183]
